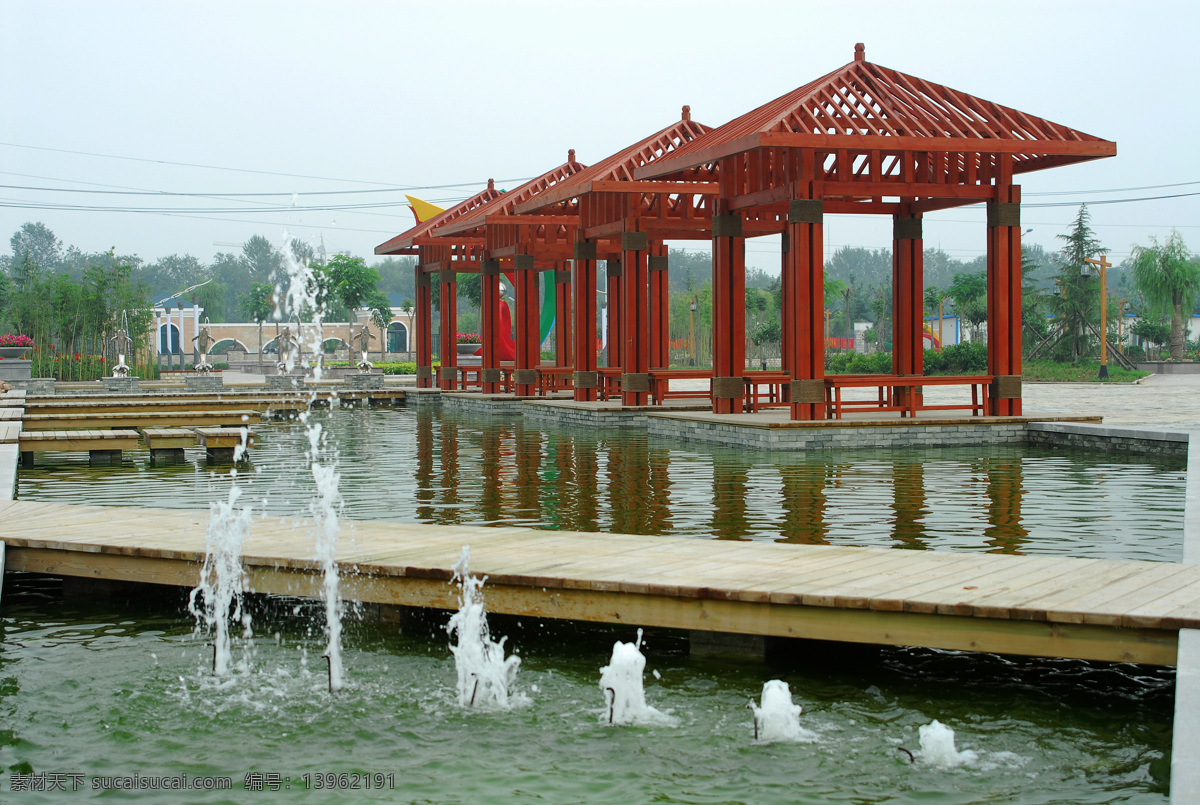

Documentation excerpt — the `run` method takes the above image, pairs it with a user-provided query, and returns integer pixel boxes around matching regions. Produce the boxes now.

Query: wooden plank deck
[193,427,256,449]
[1,499,1197,665]
[141,428,199,450]
[21,410,262,431]
[24,398,299,415]
[18,430,141,453]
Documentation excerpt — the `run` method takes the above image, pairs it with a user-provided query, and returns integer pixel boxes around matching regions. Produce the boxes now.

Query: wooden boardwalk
[21,410,262,431]
[2,499,1198,665]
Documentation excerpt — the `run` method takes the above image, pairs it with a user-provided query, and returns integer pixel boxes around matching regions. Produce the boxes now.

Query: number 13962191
[301,773,394,790]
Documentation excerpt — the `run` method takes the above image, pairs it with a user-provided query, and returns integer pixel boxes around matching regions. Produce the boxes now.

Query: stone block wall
[441,394,526,416]
[184,376,224,392]
[1027,422,1188,457]
[403,389,442,407]
[523,403,653,430]
[10,378,55,396]
[646,417,1028,452]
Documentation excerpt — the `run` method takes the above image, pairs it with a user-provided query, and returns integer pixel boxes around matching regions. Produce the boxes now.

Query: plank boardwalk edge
[1,500,1197,666]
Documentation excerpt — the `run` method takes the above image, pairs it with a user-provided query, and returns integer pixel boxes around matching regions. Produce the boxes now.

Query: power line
[0,141,533,192]
[0,198,418,214]
[1025,180,1200,197]
[0,178,521,198]
[0,140,425,188]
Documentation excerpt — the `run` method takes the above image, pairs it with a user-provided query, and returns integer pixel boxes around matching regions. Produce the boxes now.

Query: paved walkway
[1016,375,1200,432]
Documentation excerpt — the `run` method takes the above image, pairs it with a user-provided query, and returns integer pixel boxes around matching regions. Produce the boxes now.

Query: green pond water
[3,405,1188,802]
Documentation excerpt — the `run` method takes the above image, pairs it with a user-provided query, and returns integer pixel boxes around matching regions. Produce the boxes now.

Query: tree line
[3,205,1197,376]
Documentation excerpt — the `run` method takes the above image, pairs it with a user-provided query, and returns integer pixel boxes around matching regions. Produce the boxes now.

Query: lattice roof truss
[640,44,1115,192]
[514,109,715,237]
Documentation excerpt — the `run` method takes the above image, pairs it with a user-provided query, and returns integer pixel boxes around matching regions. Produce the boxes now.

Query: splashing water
[918,719,979,767]
[188,483,253,676]
[279,231,344,691]
[748,679,815,743]
[445,546,521,709]
[598,629,675,726]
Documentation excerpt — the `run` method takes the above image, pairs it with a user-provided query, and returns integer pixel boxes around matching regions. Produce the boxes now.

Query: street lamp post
[689,300,697,366]
[1083,256,1112,379]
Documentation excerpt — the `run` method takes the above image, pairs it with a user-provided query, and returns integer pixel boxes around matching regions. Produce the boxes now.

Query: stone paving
[1015,375,1200,432]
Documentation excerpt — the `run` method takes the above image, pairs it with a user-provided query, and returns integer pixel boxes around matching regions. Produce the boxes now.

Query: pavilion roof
[639,44,1114,180]
[431,150,587,237]
[374,179,505,255]
[514,108,711,215]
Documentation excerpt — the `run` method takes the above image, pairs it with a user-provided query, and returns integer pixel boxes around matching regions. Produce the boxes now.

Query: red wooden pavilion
[378,45,1115,420]
[638,44,1115,418]
[425,151,589,396]
[508,107,711,405]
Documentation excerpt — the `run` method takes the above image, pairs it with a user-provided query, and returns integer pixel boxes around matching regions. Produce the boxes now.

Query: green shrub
[324,360,430,374]
[924,342,988,375]
[825,351,892,374]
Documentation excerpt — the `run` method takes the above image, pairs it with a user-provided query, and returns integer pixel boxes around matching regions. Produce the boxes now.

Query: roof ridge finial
[682,105,691,121]
[854,43,865,62]
[568,148,576,163]
[488,178,495,190]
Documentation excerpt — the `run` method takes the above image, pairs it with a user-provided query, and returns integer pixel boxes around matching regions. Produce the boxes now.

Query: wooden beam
[640,133,1116,179]
[484,214,579,227]
[761,132,1117,158]
[589,180,721,195]
[412,236,483,247]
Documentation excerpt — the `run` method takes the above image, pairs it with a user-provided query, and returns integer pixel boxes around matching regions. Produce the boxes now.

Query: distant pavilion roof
[431,150,587,238]
[515,108,711,215]
[374,179,505,255]
[639,44,1115,181]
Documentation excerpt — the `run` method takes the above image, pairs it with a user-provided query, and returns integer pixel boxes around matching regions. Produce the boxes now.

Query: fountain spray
[279,233,345,692]
[445,546,521,709]
[598,629,675,726]
[188,431,253,676]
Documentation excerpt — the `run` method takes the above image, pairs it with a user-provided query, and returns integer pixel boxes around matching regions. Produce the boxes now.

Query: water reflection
[18,408,1186,562]
[891,461,929,550]
[985,457,1028,554]
[711,461,750,541]
[779,463,829,545]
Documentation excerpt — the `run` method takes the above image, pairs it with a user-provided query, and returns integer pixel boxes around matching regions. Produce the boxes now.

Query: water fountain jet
[598,629,676,727]
[445,546,521,709]
[188,484,253,676]
[918,719,978,767]
[748,679,813,743]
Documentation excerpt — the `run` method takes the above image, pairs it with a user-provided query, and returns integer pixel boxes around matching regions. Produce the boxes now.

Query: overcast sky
[3,0,1198,273]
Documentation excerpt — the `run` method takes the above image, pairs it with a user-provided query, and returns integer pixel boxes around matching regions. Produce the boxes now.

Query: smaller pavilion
[375,182,504,389]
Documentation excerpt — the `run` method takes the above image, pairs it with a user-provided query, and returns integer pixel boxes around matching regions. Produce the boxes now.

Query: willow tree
[1131,230,1198,361]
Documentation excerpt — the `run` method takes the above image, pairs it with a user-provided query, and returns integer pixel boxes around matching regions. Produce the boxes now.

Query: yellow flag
[405,195,447,225]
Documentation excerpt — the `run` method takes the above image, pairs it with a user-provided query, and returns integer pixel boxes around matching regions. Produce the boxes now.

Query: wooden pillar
[786,199,826,420]
[513,255,540,397]
[648,244,670,369]
[573,240,599,401]
[415,268,433,389]
[780,232,794,385]
[987,185,1023,415]
[481,259,503,393]
[620,231,651,407]
[605,258,622,369]
[892,214,924,410]
[711,211,746,414]
[554,262,572,368]
[438,269,458,390]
